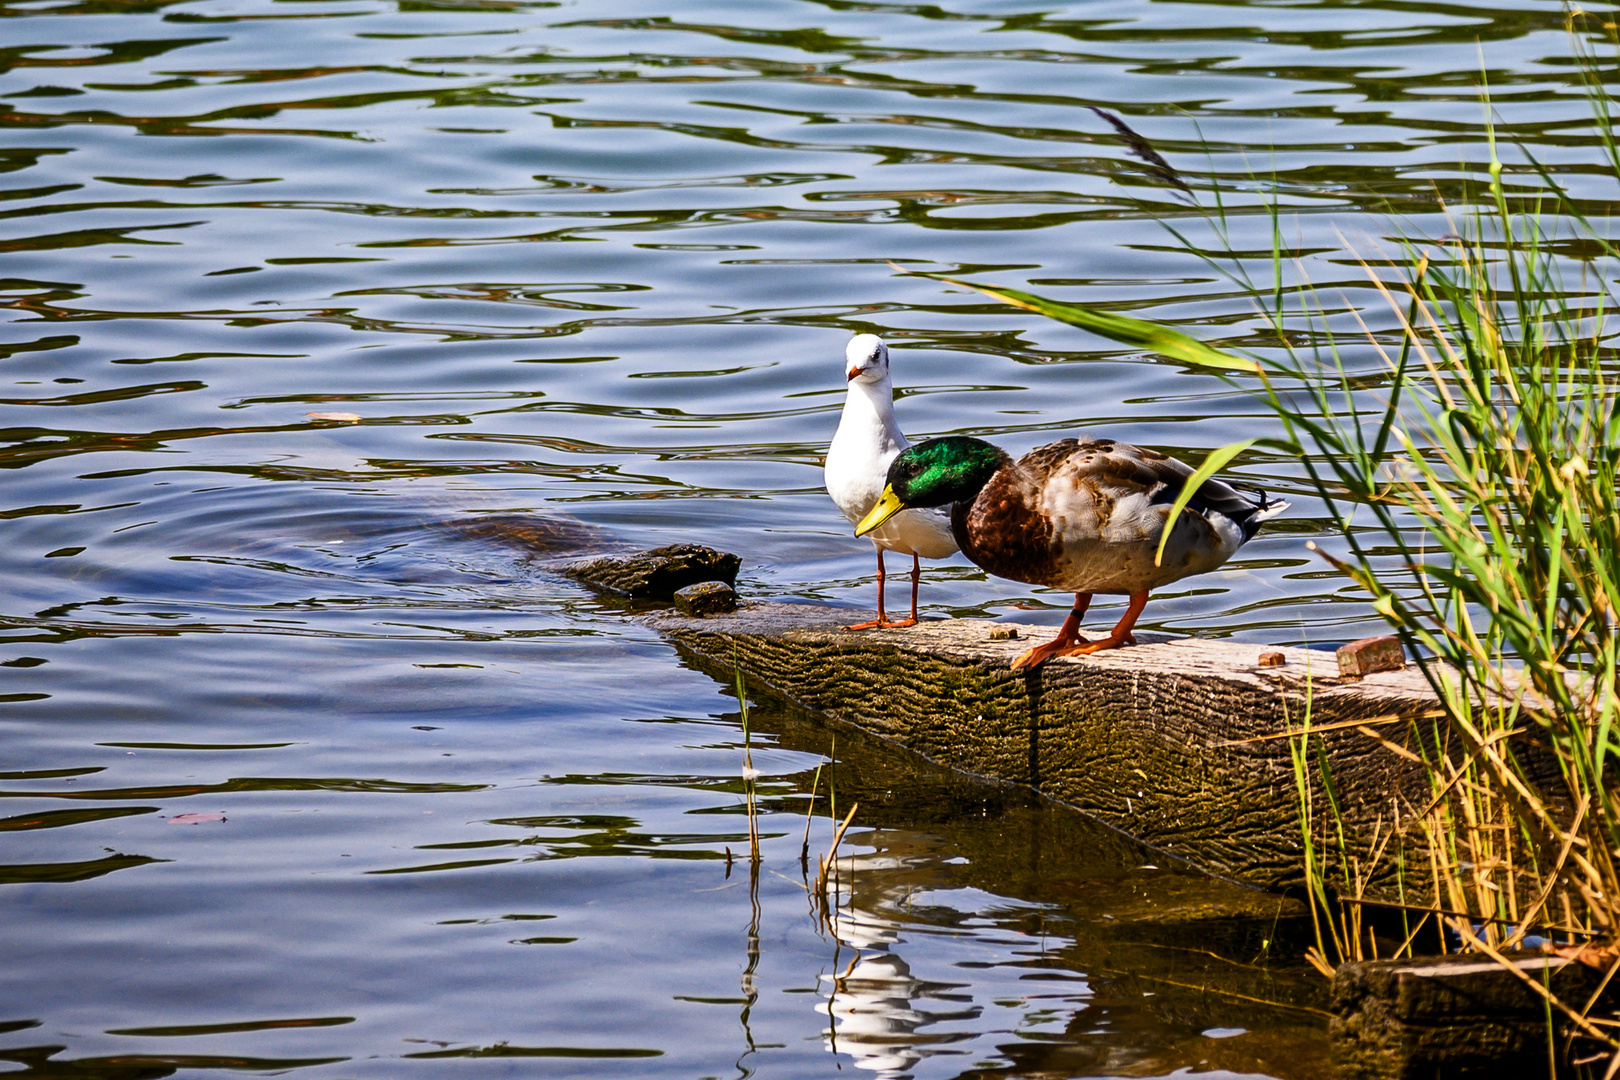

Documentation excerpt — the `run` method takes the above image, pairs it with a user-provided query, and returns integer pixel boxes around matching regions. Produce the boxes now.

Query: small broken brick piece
[1336,635,1405,678]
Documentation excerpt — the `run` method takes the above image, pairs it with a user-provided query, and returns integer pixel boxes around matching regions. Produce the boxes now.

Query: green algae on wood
[641,600,1448,894]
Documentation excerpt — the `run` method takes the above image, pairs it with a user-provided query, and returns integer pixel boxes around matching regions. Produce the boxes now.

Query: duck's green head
[854,436,1004,536]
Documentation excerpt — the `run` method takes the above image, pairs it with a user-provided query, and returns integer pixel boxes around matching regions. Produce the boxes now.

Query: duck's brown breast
[952,468,1059,587]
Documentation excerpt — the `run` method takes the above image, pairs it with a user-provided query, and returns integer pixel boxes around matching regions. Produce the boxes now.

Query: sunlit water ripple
[0,0,1609,1076]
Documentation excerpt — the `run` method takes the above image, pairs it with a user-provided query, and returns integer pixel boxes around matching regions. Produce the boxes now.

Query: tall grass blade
[1154,439,1258,566]
[891,265,1261,374]
[1086,106,1192,196]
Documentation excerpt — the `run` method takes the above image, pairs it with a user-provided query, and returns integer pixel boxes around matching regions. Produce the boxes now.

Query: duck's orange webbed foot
[1010,633,1089,671]
[1008,593,1093,671]
[1063,633,1132,656]
[1048,591,1149,659]
[1010,591,1148,668]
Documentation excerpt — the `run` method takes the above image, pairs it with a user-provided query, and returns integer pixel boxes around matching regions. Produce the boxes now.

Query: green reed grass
[914,104,1620,943]
[915,27,1620,1061]
[801,758,823,865]
[734,658,759,863]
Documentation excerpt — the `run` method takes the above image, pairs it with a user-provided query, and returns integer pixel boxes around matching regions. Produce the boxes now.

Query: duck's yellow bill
[854,487,904,537]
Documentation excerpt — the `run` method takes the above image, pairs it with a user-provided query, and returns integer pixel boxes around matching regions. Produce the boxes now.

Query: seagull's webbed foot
[844,615,919,630]
[845,549,896,631]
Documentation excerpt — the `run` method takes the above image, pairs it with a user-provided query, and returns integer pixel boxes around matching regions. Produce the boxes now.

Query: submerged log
[558,543,739,600]
[639,598,1448,894]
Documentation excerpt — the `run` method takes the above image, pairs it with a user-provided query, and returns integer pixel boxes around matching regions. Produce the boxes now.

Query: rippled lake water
[1,0,1611,1076]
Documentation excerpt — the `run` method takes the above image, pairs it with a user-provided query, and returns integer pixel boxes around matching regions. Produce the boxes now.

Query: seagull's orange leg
[845,549,891,630]
[1066,590,1150,655]
[1010,594,1092,670]
[880,553,921,629]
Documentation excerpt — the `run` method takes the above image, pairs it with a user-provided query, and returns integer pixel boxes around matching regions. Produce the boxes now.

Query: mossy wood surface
[1330,952,1605,1078]
[642,600,1446,893]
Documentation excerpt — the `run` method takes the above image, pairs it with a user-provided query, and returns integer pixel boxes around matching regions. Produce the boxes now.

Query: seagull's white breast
[825,373,957,560]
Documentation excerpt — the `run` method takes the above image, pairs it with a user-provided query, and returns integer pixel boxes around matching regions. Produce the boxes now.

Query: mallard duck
[855,434,1286,668]
[825,335,959,629]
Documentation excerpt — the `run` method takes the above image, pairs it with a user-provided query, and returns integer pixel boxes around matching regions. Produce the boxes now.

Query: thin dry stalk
[734,659,760,863]
[800,760,823,866]
[814,802,859,928]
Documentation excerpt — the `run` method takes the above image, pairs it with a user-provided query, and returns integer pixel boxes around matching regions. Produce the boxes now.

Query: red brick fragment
[1336,635,1405,678]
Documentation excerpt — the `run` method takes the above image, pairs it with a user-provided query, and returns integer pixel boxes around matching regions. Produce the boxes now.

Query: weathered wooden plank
[544,543,1598,1077]
[641,599,1445,893]
[1331,952,1610,1078]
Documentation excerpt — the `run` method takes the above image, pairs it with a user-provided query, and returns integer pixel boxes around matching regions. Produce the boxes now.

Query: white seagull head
[845,334,890,384]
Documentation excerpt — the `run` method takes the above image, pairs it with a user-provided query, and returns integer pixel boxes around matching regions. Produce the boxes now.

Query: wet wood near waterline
[557,542,740,600]
[554,544,1589,1076]
[635,596,1446,895]
[546,542,1446,894]
[1331,952,1612,1079]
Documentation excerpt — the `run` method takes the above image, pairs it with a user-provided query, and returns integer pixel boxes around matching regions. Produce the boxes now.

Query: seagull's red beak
[846,366,861,381]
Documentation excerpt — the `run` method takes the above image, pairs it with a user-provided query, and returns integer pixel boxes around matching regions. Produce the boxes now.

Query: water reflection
[782,779,1332,1077]
[823,904,982,1078]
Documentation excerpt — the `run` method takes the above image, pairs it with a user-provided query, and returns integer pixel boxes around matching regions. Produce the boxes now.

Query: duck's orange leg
[845,549,893,631]
[1010,594,1092,670]
[1066,590,1149,655]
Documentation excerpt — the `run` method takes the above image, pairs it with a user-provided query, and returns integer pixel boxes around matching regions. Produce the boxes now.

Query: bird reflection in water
[819,903,978,1077]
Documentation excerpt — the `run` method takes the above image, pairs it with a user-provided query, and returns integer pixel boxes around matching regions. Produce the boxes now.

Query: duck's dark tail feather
[1157,472,1289,543]
[1235,489,1289,542]
[1191,480,1288,542]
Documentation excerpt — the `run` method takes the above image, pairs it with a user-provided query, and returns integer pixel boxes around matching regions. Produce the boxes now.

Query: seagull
[825,335,959,629]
